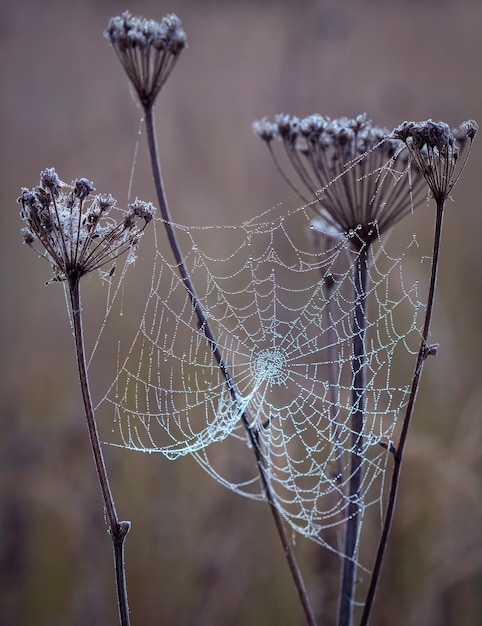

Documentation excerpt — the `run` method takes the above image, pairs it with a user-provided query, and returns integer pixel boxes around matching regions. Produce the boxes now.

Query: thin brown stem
[360,199,445,626]
[143,103,317,626]
[68,274,131,626]
[338,245,369,626]
[252,429,317,626]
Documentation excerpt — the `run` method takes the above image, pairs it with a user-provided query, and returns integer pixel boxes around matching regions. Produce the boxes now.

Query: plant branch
[360,199,445,626]
[338,244,369,626]
[143,103,317,626]
[68,274,131,626]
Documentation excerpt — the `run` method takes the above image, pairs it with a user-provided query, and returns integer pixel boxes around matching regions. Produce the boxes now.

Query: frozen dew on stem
[104,11,187,108]
[253,113,427,247]
[18,167,156,283]
[392,118,478,203]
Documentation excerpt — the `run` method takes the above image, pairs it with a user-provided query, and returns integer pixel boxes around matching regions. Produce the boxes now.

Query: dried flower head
[104,11,187,108]
[253,113,426,246]
[392,119,478,203]
[18,167,156,283]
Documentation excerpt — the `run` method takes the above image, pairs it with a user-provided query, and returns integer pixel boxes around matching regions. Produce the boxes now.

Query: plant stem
[143,104,317,626]
[68,274,130,626]
[360,199,445,626]
[337,245,369,626]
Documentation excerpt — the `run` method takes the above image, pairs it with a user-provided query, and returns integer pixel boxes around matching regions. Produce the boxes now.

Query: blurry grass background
[1,0,482,624]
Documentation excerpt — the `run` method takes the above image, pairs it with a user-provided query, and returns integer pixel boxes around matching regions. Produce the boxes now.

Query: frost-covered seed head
[97,194,116,213]
[21,227,36,245]
[275,114,301,142]
[74,178,95,200]
[392,119,478,202]
[253,112,426,245]
[462,119,478,140]
[105,11,187,108]
[252,118,278,143]
[40,167,62,197]
[129,199,156,223]
[299,114,329,139]
[18,167,156,283]
[123,200,156,228]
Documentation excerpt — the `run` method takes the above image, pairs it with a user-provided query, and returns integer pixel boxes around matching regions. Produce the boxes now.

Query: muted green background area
[1,0,482,624]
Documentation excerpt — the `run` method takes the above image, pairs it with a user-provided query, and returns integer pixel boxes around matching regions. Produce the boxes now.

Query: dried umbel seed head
[392,119,478,203]
[253,113,426,246]
[18,168,156,283]
[74,177,96,200]
[461,119,478,140]
[104,11,187,108]
[123,199,155,228]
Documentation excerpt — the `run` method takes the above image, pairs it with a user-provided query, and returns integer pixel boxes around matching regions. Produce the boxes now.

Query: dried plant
[254,113,477,625]
[19,169,155,626]
[359,118,477,626]
[19,8,478,626]
[104,10,317,624]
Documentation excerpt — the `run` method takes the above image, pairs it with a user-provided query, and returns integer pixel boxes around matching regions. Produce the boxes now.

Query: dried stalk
[337,245,369,626]
[69,274,131,626]
[143,102,317,626]
[360,199,444,626]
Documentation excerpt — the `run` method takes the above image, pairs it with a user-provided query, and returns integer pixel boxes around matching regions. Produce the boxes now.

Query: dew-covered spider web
[97,147,431,560]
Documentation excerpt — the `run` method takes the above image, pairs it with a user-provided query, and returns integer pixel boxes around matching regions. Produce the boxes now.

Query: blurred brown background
[1,0,482,624]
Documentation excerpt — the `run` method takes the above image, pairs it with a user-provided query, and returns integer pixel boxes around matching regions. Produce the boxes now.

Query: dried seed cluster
[104,11,187,108]
[253,113,425,245]
[392,119,478,202]
[19,167,155,283]
[254,113,477,245]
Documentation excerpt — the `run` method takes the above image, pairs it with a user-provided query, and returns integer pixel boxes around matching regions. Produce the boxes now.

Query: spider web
[97,152,430,558]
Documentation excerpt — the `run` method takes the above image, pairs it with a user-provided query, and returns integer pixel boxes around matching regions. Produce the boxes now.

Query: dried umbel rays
[19,167,155,283]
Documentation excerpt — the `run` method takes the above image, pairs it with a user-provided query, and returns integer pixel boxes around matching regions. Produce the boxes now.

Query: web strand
[96,141,429,571]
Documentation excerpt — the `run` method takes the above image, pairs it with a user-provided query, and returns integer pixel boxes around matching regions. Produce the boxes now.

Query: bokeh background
[1,0,482,624]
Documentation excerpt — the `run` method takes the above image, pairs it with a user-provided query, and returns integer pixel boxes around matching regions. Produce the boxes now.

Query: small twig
[360,199,445,626]
[378,440,397,457]
[143,103,317,626]
[69,274,131,626]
